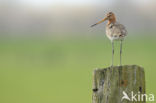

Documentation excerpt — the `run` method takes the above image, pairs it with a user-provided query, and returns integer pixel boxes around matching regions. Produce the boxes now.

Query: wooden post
[92,65,146,103]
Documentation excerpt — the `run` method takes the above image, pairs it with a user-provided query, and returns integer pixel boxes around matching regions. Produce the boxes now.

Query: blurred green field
[0,34,156,103]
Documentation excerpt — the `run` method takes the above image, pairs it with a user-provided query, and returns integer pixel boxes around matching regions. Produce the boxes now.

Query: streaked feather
[106,22,127,41]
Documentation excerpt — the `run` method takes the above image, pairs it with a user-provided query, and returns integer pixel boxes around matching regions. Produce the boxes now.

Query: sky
[14,0,155,10]
[20,0,100,5]
[19,0,112,6]
[0,0,156,34]
[19,0,153,6]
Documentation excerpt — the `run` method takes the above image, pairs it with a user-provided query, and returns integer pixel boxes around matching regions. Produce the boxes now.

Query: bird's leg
[120,40,123,66]
[111,41,114,67]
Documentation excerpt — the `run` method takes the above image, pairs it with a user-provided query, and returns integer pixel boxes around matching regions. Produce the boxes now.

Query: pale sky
[20,0,111,6]
[17,0,155,8]
[20,0,153,5]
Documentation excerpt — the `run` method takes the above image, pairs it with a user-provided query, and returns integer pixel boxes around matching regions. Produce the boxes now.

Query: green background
[0,33,155,103]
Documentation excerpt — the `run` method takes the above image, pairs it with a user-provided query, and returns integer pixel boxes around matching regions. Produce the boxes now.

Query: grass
[0,34,155,103]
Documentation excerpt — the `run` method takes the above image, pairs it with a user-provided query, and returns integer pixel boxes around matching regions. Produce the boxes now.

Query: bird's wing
[112,23,127,37]
[119,23,127,36]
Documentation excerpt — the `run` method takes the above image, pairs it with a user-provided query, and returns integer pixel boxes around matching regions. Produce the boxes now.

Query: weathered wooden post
[92,65,146,103]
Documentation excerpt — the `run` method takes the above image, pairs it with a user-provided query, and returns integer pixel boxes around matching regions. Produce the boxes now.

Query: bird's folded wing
[112,23,127,37]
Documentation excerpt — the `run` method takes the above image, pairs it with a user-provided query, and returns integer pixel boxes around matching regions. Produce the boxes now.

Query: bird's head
[91,12,116,27]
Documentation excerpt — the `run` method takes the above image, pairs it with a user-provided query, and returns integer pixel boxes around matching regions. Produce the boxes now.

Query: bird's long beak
[91,17,108,27]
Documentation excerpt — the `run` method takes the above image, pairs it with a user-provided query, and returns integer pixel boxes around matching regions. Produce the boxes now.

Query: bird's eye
[107,14,111,17]
[108,12,113,15]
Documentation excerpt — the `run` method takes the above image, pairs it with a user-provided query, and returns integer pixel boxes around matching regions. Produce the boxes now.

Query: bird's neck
[107,18,116,25]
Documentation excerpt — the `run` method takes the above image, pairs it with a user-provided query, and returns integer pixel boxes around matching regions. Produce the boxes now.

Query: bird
[91,12,127,66]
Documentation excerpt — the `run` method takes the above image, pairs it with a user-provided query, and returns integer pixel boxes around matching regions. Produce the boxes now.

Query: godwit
[91,12,127,66]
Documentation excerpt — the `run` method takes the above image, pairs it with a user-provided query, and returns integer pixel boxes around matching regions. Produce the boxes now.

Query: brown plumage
[91,12,127,66]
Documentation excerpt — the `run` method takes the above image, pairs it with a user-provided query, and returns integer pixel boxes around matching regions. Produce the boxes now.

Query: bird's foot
[118,64,122,67]
[110,65,113,68]
[120,64,122,66]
